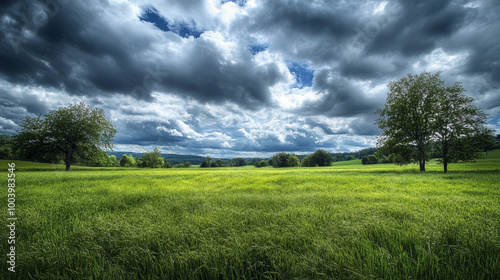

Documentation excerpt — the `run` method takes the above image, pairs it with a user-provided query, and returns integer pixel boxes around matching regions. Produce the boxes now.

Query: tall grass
[1,151,499,279]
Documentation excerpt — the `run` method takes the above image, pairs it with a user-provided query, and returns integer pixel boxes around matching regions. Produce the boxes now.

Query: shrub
[174,162,191,168]
[119,154,136,167]
[301,149,332,167]
[141,147,164,168]
[272,152,300,168]
[254,160,269,168]
[362,155,378,164]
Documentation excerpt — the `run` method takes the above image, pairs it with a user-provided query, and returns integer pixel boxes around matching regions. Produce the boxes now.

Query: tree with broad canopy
[14,102,116,171]
[376,72,492,172]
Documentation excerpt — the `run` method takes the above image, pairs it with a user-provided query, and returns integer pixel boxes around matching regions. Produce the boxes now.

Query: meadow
[1,151,499,279]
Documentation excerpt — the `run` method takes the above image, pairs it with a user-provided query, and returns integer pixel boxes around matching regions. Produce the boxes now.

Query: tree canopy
[376,72,492,172]
[301,149,333,167]
[139,147,164,168]
[14,102,116,171]
[272,152,300,168]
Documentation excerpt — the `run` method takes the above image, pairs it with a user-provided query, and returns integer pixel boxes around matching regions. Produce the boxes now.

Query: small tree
[272,152,300,168]
[229,157,247,167]
[119,154,136,167]
[255,160,269,168]
[214,158,224,167]
[301,149,332,167]
[14,102,116,171]
[174,162,191,168]
[142,147,164,168]
[287,154,300,167]
[201,156,213,168]
[272,152,288,168]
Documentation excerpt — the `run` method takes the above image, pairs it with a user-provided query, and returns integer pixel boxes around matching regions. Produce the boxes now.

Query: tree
[254,160,269,168]
[201,156,213,168]
[119,154,136,167]
[14,102,116,171]
[287,154,300,167]
[0,134,13,159]
[228,157,247,167]
[362,155,378,165]
[174,162,191,168]
[141,147,164,168]
[433,83,492,172]
[272,152,300,168]
[214,158,224,167]
[376,72,492,172]
[376,72,441,171]
[301,149,333,167]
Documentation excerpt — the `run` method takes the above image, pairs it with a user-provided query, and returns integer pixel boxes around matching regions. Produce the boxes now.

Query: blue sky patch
[287,62,314,88]
[249,44,268,55]
[139,7,202,38]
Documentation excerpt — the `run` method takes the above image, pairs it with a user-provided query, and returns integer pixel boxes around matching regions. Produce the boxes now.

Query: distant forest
[108,147,380,166]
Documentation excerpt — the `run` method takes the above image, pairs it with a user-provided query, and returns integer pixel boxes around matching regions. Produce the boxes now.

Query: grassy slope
[0,151,499,279]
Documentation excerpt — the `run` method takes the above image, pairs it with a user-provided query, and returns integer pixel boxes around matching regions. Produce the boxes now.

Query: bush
[301,149,332,167]
[272,152,300,168]
[228,158,248,167]
[163,162,173,168]
[214,159,225,167]
[200,156,213,168]
[119,154,136,167]
[254,160,270,168]
[362,155,378,164]
[174,162,191,168]
[80,151,118,167]
[141,147,164,168]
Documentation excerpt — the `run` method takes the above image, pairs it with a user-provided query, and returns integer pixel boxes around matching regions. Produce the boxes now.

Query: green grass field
[1,151,499,279]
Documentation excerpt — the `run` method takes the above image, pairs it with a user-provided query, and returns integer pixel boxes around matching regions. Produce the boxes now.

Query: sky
[0,0,499,158]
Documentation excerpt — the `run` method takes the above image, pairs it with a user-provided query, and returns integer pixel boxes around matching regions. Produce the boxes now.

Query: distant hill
[108,152,208,165]
[109,148,380,166]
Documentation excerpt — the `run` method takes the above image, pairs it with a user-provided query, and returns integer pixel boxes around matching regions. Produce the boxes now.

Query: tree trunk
[443,143,448,173]
[418,145,426,172]
[65,150,73,171]
[419,159,425,172]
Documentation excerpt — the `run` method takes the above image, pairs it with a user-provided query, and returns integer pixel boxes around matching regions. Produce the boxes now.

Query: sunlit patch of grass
[0,151,499,279]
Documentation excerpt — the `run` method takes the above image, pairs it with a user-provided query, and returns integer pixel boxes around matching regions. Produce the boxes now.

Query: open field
[1,151,499,279]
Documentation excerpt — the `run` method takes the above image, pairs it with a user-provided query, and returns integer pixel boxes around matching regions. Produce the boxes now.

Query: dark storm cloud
[0,87,52,123]
[457,0,500,81]
[0,0,148,96]
[244,0,360,64]
[366,0,471,56]
[0,0,280,110]
[250,0,355,38]
[114,121,185,146]
[339,56,410,80]
[350,117,382,136]
[156,35,280,110]
[294,69,382,118]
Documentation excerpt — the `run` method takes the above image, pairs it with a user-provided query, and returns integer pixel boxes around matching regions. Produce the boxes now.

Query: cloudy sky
[0,0,499,158]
